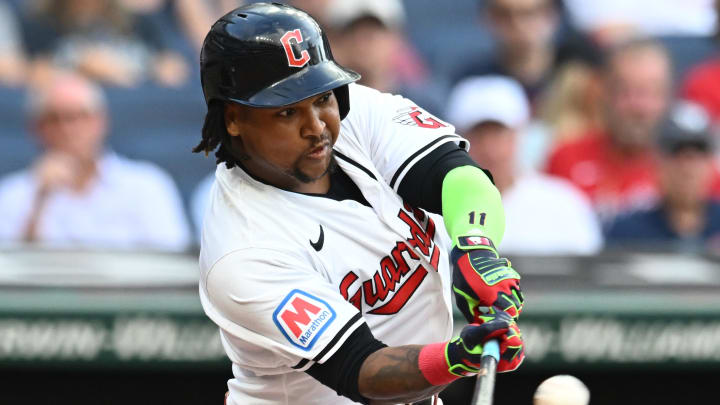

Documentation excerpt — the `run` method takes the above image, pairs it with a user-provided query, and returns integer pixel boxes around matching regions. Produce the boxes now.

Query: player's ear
[224,103,246,137]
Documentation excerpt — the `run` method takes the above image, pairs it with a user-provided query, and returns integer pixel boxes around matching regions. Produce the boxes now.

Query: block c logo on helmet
[281,29,311,67]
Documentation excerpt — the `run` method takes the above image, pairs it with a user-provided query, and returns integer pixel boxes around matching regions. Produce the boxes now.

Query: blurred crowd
[2,0,720,256]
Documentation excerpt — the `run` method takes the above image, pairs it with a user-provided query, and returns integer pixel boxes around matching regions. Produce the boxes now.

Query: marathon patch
[273,289,336,351]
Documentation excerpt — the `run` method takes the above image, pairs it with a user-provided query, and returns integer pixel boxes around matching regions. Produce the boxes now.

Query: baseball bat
[471,340,500,405]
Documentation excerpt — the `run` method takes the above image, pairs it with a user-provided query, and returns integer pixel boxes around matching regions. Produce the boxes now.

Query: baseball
[533,375,590,405]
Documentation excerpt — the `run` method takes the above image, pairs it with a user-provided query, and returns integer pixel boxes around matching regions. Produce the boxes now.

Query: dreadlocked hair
[192,101,238,168]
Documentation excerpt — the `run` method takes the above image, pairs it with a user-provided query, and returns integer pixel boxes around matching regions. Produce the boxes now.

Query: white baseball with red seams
[199,83,468,404]
[533,375,591,405]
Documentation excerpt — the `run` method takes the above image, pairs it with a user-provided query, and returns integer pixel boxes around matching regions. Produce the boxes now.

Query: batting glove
[451,235,524,323]
[418,312,525,386]
[456,311,525,373]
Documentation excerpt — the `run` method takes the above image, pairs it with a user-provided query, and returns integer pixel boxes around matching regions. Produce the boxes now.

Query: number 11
[468,211,486,225]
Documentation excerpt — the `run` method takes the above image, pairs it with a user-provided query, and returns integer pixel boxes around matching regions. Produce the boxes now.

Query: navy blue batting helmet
[200,2,360,119]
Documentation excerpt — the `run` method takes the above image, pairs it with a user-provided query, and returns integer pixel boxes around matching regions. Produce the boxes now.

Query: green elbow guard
[441,166,505,245]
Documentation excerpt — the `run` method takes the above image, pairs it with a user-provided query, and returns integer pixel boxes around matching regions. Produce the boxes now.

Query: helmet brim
[228,61,360,108]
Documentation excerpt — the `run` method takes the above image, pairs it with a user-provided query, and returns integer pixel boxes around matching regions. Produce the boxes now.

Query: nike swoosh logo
[310,225,324,251]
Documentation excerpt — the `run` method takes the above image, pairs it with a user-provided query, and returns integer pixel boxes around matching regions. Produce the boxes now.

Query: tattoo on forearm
[360,346,442,402]
[372,347,422,389]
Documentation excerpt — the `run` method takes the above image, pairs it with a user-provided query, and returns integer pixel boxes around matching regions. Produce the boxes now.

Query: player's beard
[291,151,337,184]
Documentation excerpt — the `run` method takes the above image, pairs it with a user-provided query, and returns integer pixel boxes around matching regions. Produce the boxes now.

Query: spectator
[536,61,604,145]
[0,1,27,86]
[450,0,601,108]
[681,0,720,124]
[546,38,672,223]
[606,102,720,253]
[20,0,189,87]
[564,0,716,45]
[325,0,441,112]
[446,75,602,255]
[0,72,191,251]
[119,0,241,55]
[173,0,246,52]
[683,61,720,125]
[289,0,332,27]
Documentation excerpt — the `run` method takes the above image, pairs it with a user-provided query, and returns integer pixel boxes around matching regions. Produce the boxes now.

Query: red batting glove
[451,235,524,323]
[418,312,525,386]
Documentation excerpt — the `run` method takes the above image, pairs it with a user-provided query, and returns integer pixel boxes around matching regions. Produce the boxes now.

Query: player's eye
[277,108,295,117]
[316,92,332,104]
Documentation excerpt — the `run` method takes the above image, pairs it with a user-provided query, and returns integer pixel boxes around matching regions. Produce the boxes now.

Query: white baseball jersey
[199,84,468,404]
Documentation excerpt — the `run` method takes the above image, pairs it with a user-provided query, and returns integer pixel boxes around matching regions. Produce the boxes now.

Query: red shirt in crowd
[545,131,660,221]
[680,58,720,198]
[682,58,720,123]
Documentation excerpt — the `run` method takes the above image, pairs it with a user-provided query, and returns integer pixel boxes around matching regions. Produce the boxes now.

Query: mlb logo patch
[273,290,336,351]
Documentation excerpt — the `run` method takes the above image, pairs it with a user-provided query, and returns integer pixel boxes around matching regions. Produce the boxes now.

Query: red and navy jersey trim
[292,312,364,369]
[389,135,459,190]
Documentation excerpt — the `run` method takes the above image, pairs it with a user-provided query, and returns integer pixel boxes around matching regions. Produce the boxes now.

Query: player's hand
[445,312,525,376]
[451,235,524,323]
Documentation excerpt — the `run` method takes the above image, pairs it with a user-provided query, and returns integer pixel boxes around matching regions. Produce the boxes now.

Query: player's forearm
[357,345,446,403]
[441,165,505,244]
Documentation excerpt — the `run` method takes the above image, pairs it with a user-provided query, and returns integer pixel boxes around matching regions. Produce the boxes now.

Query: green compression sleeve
[441,165,505,245]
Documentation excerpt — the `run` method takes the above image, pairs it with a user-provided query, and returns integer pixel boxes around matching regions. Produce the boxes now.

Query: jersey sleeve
[201,247,366,373]
[342,84,468,192]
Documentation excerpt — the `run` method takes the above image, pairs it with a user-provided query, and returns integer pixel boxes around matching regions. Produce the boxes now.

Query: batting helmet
[200,2,360,119]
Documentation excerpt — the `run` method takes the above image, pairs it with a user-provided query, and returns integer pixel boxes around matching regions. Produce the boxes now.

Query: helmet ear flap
[333,85,351,120]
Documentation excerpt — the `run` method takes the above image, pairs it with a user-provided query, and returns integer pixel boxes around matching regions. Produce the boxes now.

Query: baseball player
[195,3,525,404]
